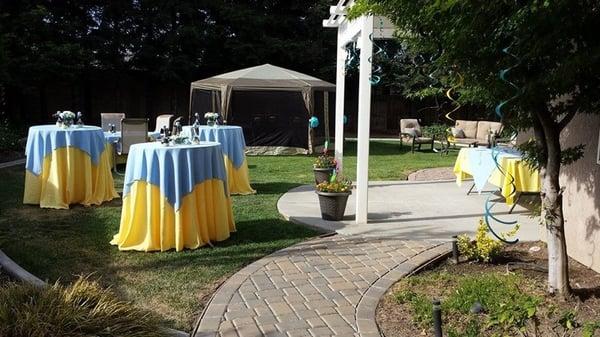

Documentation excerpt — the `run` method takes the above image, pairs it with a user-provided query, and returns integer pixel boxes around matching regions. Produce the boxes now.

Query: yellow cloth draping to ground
[225,156,255,195]
[106,143,128,168]
[110,179,236,252]
[453,150,540,205]
[23,147,119,209]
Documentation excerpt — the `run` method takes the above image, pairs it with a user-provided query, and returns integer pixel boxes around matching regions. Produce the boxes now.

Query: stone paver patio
[193,235,450,337]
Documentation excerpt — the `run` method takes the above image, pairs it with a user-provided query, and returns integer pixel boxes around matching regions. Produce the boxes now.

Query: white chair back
[120,118,148,155]
[101,113,126,131]
[154,114,174,133]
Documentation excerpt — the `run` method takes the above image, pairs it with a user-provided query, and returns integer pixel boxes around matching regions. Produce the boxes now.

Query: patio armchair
[114,118,148,174]
[154,114,174,133]
[399,119,434,153]
[101,113,126,132]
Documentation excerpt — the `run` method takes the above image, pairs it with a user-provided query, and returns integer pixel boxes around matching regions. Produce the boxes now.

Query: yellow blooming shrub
[457,219,520,262]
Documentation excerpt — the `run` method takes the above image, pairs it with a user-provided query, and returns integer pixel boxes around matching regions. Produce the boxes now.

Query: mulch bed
[377,241,600,336]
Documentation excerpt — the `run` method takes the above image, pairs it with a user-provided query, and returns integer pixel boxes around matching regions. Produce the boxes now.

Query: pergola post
[334,29,346,172]
[355,15,374,225]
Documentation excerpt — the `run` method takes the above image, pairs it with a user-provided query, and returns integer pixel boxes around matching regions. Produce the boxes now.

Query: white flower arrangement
[60,111,76,121]
[204,112,219,121]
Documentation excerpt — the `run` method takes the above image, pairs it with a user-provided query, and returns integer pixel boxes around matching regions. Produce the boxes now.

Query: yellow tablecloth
[454,148,540,205]
[224,156,255,195]
[111,180,235,252]
[23,147,119,209]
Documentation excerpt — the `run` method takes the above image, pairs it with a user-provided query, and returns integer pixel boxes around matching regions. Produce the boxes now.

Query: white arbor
[323,1,394,224]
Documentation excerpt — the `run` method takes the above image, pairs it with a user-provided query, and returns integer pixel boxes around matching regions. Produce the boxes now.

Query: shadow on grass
[251,182,303,195]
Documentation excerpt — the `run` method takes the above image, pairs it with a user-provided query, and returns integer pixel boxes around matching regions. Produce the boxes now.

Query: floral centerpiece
[315,173,352,221]
[54,111,77,128]
[204,112,219,126]
[313,148,337,184]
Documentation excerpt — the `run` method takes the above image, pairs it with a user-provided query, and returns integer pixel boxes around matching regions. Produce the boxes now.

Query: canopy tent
[189,64,335,153]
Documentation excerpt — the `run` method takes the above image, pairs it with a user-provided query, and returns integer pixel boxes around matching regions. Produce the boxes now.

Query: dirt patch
[377,241,600,336]
[408,167,455,181]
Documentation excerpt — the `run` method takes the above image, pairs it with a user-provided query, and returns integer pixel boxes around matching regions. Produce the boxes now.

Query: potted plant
[313,150,337,184]
[315,174,352,221]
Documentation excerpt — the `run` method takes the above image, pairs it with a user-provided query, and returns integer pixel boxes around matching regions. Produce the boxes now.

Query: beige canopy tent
[189,64,335,153]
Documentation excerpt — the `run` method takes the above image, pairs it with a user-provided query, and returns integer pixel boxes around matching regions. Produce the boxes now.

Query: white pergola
[323,1,395,224]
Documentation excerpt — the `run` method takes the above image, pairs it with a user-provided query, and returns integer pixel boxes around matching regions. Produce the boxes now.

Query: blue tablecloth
[26,125,106,176]
[182,126,246,169]
[123,142,228,210]
[466,147,522,192]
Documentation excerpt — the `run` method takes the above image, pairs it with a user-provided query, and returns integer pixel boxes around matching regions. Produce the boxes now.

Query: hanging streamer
[309,116,319,128]
[444,71,463,122]
[483,42,523,244]
[368,17,387,86]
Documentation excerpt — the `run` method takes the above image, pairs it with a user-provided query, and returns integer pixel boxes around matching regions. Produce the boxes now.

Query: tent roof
[191,64,335,90]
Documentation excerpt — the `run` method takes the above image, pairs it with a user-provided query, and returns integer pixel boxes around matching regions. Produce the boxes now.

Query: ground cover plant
[0,140,457,331]
[377,242,600,337]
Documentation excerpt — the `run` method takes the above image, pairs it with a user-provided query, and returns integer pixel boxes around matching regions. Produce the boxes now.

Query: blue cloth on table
[103,131,161,153]
[182,126,247,168]
[25,125,106,176]
[123,142,228,210]
[467,147,522,193]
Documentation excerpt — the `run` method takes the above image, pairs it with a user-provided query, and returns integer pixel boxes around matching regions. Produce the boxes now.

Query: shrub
[457,219,519,262]
[0,277,166,337]
[0,118,21,152]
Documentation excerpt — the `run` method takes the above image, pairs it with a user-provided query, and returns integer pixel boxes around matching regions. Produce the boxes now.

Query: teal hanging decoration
[483,41,523,244]
[368,17,387,86]
[309,116,319,128]
[343,115,348,125]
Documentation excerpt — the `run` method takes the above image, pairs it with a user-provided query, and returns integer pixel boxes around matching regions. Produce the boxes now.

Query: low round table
[110,142,236,252]
[23,125,118,209]
[182,125,255,195]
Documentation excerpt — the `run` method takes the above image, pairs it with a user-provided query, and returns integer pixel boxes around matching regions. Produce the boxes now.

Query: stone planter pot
[316,190,351,221]
[313,167,335,184]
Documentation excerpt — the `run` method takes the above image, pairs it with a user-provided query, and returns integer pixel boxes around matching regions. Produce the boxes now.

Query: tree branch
[557,109,576,131]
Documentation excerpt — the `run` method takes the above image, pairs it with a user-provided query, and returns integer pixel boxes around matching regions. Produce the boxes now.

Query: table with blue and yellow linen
[182,125,255,195]
[453,147,540,205]
[23,125,119,209]
[110,142,236,252]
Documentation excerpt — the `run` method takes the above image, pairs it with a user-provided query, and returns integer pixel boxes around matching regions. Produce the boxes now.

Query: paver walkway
[193,235,450,337]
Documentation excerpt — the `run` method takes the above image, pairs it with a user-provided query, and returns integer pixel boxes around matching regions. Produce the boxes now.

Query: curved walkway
[193,235,450,337]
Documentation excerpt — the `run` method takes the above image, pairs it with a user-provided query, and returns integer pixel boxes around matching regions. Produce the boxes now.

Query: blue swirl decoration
[309,116,319,129]
[368,17,388,86]
[343,115,348,125]
[484,42,522,244]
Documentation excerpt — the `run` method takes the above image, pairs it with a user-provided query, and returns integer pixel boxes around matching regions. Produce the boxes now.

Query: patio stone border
[0,158,25,169]
[192,235,451,337]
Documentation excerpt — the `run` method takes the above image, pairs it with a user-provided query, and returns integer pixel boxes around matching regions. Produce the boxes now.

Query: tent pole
[188,86,193,124]
[355,15,373,225]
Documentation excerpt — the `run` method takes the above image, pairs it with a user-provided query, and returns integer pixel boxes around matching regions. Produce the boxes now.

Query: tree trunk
[539,123,571,298]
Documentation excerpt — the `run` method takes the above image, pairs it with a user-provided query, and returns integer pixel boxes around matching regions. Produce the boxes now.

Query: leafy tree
[350,0,600,297]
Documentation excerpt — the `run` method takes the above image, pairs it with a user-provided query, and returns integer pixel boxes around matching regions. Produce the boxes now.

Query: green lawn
[0,140,456,331]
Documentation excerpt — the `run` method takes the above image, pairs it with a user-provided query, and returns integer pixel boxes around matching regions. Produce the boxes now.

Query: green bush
[0,277,166,337]
[457,219,519,262]
[0,118,22,151]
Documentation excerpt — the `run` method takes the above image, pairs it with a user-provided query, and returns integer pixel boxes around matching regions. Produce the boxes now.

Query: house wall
[560,113,600,272]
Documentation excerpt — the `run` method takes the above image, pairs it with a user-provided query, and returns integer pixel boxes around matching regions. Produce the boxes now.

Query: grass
[0,140,456,331]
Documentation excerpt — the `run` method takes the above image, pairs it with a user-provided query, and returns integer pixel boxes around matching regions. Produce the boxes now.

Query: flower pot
[316,190,351,221]
[206,120,216,127]
[313,167,335,184]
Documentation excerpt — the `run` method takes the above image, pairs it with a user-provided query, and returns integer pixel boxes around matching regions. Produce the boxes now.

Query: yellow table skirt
[111,179,236,252]
[454,150,540,205]
[23,147,119,209]
[225,156,255,195]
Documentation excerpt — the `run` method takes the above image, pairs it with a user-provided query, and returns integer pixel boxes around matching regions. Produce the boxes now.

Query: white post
[355,15,373,225]
[334,30,346,172]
